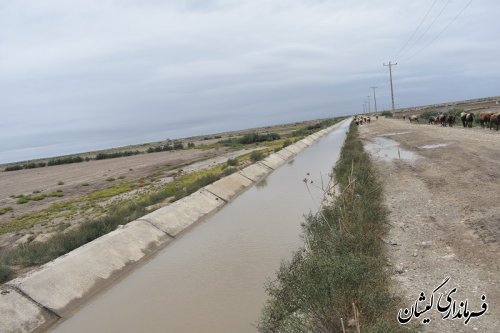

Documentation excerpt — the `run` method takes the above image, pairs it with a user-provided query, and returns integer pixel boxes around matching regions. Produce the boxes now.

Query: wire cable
[397,0,452,60]
[392,0,439,60]
[403,0,474,62]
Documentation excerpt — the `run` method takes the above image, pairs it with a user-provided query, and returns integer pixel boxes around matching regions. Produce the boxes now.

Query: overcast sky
[1,0,499,163]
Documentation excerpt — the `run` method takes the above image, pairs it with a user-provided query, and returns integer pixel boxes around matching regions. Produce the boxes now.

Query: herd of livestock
[354,111,499,130]
[401,111,500,130]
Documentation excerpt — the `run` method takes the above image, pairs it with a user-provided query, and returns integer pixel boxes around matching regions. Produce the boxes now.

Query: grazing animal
[490,113,500,131]
[409,115,419,123]
[428,116,437,125]
[376,115,378,120]
[439,114,447,126]
[465,113,474,128]
[447,114,456,127]
[403,115,406,120]
[460,112,467,127]
[367,116,371,123]
[479,112,493,128]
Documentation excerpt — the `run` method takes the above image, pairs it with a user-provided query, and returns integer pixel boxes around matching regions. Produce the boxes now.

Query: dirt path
[360,118,499,333]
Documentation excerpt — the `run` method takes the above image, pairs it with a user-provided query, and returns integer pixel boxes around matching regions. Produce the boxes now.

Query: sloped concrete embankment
[0,123,344,333]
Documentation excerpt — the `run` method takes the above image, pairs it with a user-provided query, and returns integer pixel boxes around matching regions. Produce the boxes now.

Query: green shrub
[187,142,195,148]
[16,196,30,204]
[227,158,238,166]
[57,181,64,185]
[95,150,141,160]
[250,151,265,162]
[31,194,46,201]
[282,139,292,148]
[106,177,116,182]
[4,165,23,172]
[48,190,64,197]
[222,167,237,177]
[0,265,12,283]
[173,142,184,150]
[0,206,13,215]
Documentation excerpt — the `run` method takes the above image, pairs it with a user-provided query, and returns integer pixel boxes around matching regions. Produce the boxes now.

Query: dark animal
[409,115,419,123]
[447,115,456,127]
[376,115,378,120]
[460,112,467,127]
[403,115,406,120]
[428,116,437,125]
[439,114,447,126]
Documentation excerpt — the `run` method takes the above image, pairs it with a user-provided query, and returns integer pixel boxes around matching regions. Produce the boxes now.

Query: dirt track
[360,118,499,333]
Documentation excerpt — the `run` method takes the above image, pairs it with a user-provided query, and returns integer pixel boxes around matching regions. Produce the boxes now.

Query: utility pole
[383,61,397,114]
[370,86,378,113]
[367,95,371,114]
[363,103,366,114]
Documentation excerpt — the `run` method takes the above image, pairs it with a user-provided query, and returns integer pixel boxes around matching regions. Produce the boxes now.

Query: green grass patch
[0,206,13,215]
[48,190,64,197]
[0,265,13,283]
[258,123,415,332]
[106,177,116,182]
[16,196,30,204]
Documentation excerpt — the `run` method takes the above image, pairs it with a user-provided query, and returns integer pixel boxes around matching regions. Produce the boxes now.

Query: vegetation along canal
[50,120,351,333]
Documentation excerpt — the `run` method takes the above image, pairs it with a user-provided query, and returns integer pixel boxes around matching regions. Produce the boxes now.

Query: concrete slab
[204,172,253,201]
[239,163,272,182]
[8,220,169,317]
[309,133,321,140]
[0,288,56,333]
[294,141,308,149]
[139,189,224,236]
[283,144,303,155]
[259,153,287,170]
[274,148,294,161]
[300,137,314,146]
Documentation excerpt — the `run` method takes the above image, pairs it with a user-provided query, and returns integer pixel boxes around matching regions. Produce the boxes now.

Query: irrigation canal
[49,120,351,333]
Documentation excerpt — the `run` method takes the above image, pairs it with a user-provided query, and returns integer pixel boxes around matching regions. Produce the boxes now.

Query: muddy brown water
[49,121,350,333]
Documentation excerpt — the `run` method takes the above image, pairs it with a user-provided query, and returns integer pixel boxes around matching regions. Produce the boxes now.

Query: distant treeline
[95,150,142,160]
[4,143,196,172]
[5,156,85,171]
[146,141,187,153]
[291,119,338,137]
[219,133,281,146]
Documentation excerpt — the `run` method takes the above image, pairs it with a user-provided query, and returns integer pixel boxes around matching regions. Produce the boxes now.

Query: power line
[398,0,452,60]
[404,0,475,62]
[393,0,439,60]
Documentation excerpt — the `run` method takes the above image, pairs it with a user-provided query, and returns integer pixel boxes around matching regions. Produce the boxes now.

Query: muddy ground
[360,118,499,332]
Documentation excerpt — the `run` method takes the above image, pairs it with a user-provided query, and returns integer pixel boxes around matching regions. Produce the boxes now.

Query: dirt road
[360,118,499,333]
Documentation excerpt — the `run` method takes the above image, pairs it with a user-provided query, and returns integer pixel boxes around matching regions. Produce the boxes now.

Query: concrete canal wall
[0,121,345,333]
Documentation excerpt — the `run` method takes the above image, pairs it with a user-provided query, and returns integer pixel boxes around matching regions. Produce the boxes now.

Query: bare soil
[360,118,499,333]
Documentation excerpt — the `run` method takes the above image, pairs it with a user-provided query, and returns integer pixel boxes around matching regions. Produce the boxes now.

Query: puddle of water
[49,121,351,333]
[380,131,412,137]
[419,143,451,149]
[365,137,419,161]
